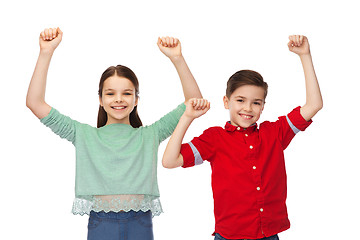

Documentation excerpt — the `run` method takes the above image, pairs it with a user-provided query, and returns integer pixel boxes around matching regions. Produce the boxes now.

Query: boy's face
[223,85,265,128]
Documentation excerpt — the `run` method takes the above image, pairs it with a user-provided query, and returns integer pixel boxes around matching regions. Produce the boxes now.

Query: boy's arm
[162,99,210,169]
[288,35,323,121]
[157,37,202,101]
[26,27,63,119]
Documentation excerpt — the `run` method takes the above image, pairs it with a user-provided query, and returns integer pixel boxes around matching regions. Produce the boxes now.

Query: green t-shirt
[40,103,185,215]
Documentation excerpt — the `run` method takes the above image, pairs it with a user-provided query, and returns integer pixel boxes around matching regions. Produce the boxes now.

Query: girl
[26,27,202,240]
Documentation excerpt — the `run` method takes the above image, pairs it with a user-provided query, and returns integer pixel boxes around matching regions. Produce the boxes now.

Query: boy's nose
[244,103,252,112]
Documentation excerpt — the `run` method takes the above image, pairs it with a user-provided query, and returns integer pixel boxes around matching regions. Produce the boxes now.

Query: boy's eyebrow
[235,96,264,102]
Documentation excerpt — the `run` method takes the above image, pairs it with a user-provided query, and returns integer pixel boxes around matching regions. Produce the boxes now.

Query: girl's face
[223,85,265,128]
[99,75,138,125]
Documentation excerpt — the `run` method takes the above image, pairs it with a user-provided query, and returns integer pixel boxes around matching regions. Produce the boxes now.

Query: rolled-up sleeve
[181,127,216,168]
[277,106,313,149]
[40,108,77,144]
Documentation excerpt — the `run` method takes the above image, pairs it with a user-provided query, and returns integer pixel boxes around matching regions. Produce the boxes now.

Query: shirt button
[249,145,254,149]
[253,166,256,170]
[257,187,260,191]
[260,208,264,212]
[237,127,241,130]
[245,134,248,137]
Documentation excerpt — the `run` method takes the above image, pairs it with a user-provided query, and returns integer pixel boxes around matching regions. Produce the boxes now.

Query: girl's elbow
[26,98,35,111]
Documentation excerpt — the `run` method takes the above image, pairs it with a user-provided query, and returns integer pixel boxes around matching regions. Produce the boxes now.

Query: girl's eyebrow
[104,88,134,92]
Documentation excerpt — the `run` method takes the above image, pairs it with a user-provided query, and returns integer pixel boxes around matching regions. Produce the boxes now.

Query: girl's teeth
[113,107,125,109]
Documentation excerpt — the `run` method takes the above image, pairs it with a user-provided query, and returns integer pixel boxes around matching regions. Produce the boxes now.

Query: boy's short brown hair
[226,70,268,99]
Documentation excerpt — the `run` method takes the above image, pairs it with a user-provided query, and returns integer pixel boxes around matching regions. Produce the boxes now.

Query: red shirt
[180,107,312,239]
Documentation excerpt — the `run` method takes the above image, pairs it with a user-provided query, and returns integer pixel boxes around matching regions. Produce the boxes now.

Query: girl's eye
[124,92,132,96]
[254,102,261,105]
[106,93,114,96]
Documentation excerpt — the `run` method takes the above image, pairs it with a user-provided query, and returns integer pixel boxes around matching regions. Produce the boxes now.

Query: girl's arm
[157,37,202,101]
[288,35,323,121]
[162,98,210,168]
[26,27,63,119]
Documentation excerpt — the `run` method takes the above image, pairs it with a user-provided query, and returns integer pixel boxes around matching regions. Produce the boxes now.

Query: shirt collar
[224,121,258,133]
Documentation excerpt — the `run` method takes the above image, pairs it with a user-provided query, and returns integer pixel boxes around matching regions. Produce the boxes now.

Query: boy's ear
[223,96,230,109]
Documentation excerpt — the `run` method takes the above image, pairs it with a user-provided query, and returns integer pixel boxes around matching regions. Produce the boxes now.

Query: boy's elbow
[318,100,323,111]
[307,99,323,114]
[317,104,323,113]
[162,158,173,169]
[162,156,182,169]
[313,101,323,113]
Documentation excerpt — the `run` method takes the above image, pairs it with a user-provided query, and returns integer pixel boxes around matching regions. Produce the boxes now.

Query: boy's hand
[184,98,210,119]
[288,35,310,56]
[39,27,63,53]
[157,36,182,60]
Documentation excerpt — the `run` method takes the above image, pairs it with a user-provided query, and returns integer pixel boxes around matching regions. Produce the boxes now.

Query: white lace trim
[71,195,163,218]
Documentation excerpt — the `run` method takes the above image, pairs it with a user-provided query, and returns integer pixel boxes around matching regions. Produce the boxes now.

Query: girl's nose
[114,94,122,103]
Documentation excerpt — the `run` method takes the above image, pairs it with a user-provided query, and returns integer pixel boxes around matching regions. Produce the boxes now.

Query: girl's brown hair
[226,70,268,99]
[97,65,142,128]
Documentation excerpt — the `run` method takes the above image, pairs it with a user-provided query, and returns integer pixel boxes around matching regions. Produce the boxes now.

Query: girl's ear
[135,96,139,107]
[223,96,230,109]
[99,96,103,107]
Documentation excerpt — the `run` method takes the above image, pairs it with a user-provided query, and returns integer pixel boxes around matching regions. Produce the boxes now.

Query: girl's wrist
[170,54,184,64]
[39,48,55,56]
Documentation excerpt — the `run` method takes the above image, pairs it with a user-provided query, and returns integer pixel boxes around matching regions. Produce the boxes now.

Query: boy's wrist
[299,52,311,59]
[180,114,195,124]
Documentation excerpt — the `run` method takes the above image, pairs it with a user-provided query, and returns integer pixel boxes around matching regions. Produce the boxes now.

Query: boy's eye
[124,92,132,95]
[237,99,244,102]
[254,102,261,105]
[106,93,114,96]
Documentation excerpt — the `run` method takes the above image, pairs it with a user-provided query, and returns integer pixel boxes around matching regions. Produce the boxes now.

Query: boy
[162,35,323,239]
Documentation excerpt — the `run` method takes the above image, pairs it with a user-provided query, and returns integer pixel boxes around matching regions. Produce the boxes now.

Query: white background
[1,0,359,239]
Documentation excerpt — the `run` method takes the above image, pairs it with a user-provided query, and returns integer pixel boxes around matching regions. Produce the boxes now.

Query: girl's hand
[184,98,210,119]
[157,36,182,60]
[288,35,310,56]
[39,27,63,53]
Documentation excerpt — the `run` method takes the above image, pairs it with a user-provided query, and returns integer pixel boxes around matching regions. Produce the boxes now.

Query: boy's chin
[230,120,256,129]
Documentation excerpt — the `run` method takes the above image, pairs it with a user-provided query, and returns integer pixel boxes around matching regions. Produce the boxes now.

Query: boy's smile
[223,85,265,128]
